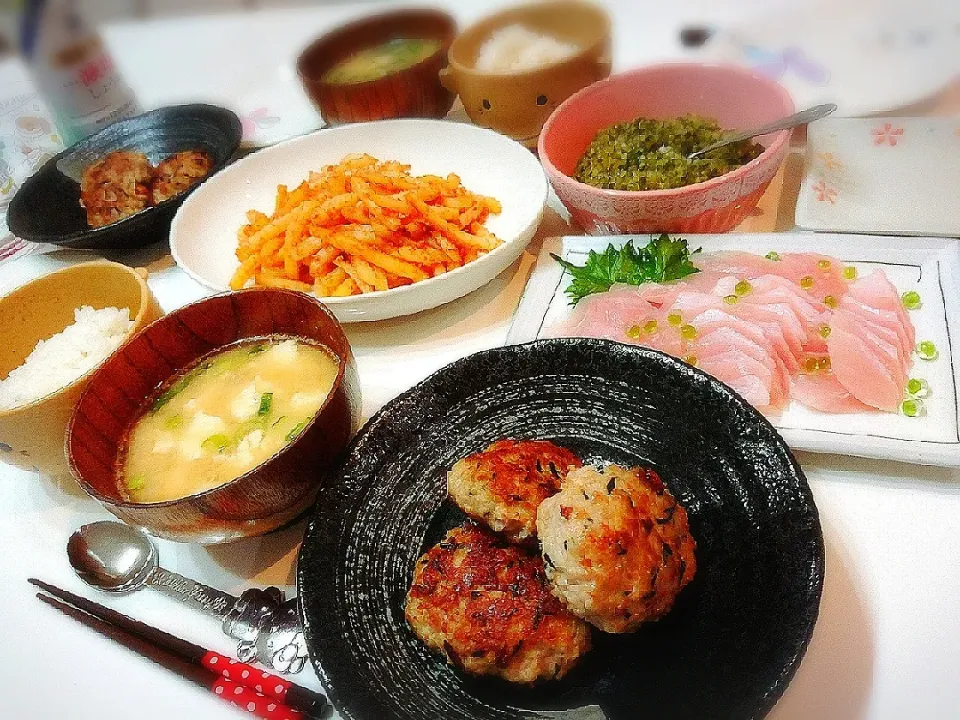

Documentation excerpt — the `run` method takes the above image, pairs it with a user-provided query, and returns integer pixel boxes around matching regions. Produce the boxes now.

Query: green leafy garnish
[126,473,146,491]
[285,419,310,443]
[257,393,273,417]
[552,234,701,305]
[202,434,232,454]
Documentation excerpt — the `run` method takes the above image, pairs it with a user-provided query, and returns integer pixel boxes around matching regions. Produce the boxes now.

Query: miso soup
[322,38,441,85]
[118,336,339,503]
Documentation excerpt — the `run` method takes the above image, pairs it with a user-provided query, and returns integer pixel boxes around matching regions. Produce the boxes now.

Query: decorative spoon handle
[688,103,837,159]
[146,565,237,617]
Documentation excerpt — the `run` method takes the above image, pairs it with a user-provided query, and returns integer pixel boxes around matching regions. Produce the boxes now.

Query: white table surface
[2,1,960,719]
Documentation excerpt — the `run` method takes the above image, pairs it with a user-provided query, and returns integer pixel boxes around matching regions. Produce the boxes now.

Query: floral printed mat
[0,59,63,265]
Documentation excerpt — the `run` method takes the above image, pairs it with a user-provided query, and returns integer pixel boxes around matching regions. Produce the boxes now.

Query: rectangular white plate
[795,117,960,236]
[507,233,960,467]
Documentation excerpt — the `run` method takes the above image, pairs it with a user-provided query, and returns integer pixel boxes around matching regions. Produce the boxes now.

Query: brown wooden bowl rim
[0,260,155,418]
[296,8,457,91]
[446,0,611,79]
[67,287,353,510]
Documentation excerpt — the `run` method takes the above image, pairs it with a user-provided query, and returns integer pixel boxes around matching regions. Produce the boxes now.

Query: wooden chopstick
[30,578,327,719]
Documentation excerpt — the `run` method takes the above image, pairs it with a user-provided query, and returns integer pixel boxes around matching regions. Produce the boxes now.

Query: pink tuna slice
[839,296,913,364]
[687,310,785,373]
[827,322,903,410]
[692,327,788,406]
[692,305,800,373]
[548,287,657,341]
[748,275,828,325]
[697,251,782,278]
[838,304,911,374]
[831,311,907,384]
[731,300,807,356]
[845,272,916,349]
[773,253,849,301]
[792,373,873,414]
[698,349,774,409]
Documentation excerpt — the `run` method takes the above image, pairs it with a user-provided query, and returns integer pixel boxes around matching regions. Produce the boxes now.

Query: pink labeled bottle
[20,0,140,144]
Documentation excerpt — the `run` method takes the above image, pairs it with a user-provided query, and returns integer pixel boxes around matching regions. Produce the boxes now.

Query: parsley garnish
[552,234,701,305]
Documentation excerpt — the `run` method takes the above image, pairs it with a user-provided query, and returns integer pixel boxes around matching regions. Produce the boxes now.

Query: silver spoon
[67,520,309,673]
[687,103,837,160]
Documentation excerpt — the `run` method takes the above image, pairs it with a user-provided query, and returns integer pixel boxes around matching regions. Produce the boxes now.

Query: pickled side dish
[573,115,764,191]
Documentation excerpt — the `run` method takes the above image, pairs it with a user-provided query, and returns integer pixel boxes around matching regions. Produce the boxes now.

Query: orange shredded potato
[231,154,503,296]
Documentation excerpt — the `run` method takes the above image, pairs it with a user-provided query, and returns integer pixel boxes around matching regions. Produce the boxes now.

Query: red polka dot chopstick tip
[29,578,327,719]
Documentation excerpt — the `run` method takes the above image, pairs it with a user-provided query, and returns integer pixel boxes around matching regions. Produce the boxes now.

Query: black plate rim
[297,338,825,720]
[5,103,242,247]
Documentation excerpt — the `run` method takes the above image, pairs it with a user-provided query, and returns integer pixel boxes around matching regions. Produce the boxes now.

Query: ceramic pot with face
[442,1,611,147]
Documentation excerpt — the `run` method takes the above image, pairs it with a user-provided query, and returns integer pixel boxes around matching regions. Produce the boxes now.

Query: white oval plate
[170,119,547,322]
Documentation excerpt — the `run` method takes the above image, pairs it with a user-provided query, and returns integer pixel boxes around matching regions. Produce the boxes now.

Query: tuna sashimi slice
[827,323,903,411]
[698,350,773,409]
[832,310,908,383]
[773,253,849,302]
[730,301,806,357]
[840,296,911,357]
[549,287,657,341]
[691,306,800,374]
[692,326,788,406]
[847,271,916,348]
[791,373,873,414]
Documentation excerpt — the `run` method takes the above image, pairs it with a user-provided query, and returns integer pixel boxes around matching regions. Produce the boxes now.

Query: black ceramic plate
[298,339,824,720]
[6,104,241,250]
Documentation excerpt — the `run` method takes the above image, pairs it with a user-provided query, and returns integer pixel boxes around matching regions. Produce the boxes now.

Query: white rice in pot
[474,24,580,73]
[0,305,133,411]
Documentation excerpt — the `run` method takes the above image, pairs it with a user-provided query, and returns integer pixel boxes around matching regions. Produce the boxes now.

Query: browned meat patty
[150,150,213,204]
[537,464,697,633]
[447,439,582,542]
[405,522,591,684]
[79,150,153,228]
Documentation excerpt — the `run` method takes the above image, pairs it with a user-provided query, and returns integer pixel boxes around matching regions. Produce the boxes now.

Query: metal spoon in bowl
[687,103,837,160]
[67,520,309,674]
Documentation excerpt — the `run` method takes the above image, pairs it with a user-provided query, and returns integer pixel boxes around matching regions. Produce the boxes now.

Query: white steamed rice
[475,24,579,73]
[0,305,133,411]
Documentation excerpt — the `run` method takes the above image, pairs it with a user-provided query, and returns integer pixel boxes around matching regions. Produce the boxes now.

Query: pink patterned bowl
[538,63,794,234]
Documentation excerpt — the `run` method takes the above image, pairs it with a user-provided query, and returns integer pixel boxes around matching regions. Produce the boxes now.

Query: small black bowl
[6,104,242,250]
[298,339,825,720]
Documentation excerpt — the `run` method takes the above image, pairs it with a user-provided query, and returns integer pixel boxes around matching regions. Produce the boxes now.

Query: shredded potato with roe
[231,154,503,297]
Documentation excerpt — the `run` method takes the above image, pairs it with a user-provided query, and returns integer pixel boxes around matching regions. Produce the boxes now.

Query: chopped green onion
[842,266,858,280]
[285,420,310,443]
[765,251,782,261]
[643,319,659,334]
[163,414,183,431]
[818,325,832,339]
[248,344,267,355]
[799,275,814,291]
[906,378,930,398]
[126,473,146,491]
[817,259,832,271]
[723,294,738,305]
[257,392,273,416]
[734,279,752,296]
[901,291,922,310]
[667,311,682,326]
[900,399,926,418]
[202,434,232,454]
[916,340,939,361]
[626,325,642,339]
[680,324,698,340]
